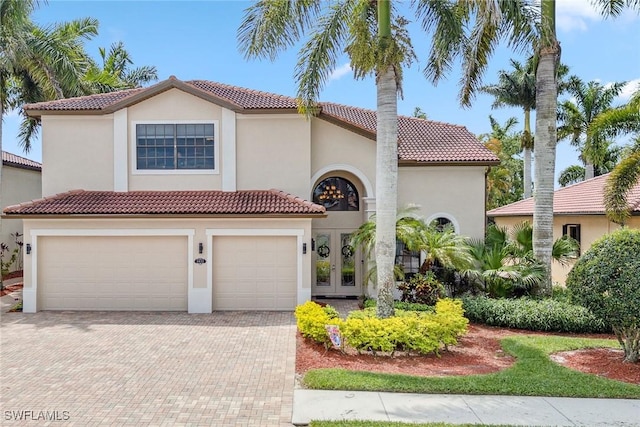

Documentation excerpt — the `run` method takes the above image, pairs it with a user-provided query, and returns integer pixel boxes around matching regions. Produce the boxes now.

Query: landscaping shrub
[397,272,445,305]
[566,228,640,362]
[294,301,340,347]
[363,298,435,313]
[461,295,607,333]
[341,299,468,355]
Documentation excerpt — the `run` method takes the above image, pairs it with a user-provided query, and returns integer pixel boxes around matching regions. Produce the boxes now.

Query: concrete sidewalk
[292,389,640,426]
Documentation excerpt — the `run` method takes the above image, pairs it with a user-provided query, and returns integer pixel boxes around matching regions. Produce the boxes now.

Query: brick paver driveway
[1,311,296,426]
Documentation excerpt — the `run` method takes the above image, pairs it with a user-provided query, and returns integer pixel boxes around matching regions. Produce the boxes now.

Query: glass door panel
[315,233,332,289]
[340,233,355,287]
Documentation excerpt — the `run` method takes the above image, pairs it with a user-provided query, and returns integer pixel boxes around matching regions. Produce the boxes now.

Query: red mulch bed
[296,324,640,384]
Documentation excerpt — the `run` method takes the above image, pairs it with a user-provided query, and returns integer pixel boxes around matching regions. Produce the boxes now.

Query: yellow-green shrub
[294,301,340,346]
[338,298,468,355]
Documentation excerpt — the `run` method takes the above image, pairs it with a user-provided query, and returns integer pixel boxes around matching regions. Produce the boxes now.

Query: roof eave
[399,159,500,167]
[2,161,42,172]
[3,213,327,219]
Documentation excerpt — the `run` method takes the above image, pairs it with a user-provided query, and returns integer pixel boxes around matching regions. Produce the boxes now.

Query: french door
[312,229,361,297]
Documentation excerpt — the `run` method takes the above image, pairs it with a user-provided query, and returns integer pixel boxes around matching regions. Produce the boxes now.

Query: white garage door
[213,236,297,310]
[38,236,188,311]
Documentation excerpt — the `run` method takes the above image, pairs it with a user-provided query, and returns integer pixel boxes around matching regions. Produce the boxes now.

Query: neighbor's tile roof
[2,151,42,171]
[3,189,326,216]
[487,174,640,216]
[23,78,498,165]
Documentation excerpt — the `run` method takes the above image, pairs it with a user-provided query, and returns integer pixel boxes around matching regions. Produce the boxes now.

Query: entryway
[312,229,362,297]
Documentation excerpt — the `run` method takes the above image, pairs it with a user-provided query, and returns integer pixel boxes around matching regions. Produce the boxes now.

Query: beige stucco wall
[236,115,311,197]
[398,166,487,239]
[1,165,41,257]
[21,217,313,296]
[127,89,224,191]
[493,214,637,285]
[42,116,113,196]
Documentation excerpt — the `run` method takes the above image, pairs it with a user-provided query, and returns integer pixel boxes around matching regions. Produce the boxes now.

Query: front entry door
[312,230,361,297]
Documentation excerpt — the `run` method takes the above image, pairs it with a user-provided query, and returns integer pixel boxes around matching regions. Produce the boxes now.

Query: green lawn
[310,422,519,427]
[303,335,640,398]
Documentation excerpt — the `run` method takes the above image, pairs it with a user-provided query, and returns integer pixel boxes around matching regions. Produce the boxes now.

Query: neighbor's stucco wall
[127,89,223,191]
[493,214,638,285]
[399,166,487,239]
[236,114,311,198]
[41,115,113,196]
[1,165,41,253]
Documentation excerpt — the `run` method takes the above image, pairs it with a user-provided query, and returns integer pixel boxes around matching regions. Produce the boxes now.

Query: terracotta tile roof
[320,103,498,163]
[487,174,640,216]
[22,77,498,164]
[2,151,42,171]
[3,189,326,216]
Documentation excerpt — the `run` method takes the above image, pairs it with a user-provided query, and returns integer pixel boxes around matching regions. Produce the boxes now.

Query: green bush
[461,295,607,333]
[397,272,445,305]
[566,228,640,362]
[295,299,468,355]
[363,298,435,313]
[341,299,468,355]
[294,301,340,347]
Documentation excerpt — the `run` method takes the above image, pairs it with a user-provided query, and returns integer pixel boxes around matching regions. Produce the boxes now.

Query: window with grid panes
[136,124,214,170]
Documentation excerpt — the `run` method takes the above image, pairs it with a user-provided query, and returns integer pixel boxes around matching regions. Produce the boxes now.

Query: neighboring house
[1,151,42,266]
[4,76,497,313]
[487,174,640,285]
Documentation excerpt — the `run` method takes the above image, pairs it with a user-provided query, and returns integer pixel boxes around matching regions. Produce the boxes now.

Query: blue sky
[3,0,639,185]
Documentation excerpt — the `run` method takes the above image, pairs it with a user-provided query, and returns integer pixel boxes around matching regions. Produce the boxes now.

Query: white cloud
[328,63,352,82]
[556,0,601,32]
[618,78,640,101]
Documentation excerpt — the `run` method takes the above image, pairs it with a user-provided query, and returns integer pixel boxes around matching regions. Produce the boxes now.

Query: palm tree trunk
[523,108,532,198]
[533,0,559,296]
[374,0,397,318]
[584,163,595,180]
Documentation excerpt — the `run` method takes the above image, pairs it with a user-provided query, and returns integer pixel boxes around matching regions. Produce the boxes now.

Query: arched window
[431,217,453,232]
[312,177,359,211]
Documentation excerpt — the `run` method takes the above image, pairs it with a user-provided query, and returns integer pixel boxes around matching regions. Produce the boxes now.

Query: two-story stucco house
[3,77,498,313]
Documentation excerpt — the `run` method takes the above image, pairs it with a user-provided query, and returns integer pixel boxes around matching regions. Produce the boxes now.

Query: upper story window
[136,123,214,170]
[312,177,359,211]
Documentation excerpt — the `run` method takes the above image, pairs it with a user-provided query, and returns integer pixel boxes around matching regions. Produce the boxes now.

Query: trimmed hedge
[363,299,435,313]
[295,299,468,355]
[461,295,607,333]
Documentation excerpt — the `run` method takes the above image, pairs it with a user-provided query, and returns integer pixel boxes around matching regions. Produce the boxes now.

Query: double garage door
[37,235,297,311]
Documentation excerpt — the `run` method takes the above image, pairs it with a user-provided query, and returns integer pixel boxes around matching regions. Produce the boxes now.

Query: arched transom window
[313,177,359,211]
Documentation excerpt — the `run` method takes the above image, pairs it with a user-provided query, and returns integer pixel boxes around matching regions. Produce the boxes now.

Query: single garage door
[213,236,297,310]
[38,236,188,311]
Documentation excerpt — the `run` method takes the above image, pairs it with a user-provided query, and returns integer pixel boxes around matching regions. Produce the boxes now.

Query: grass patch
[310,422,518,427]
[303,335,640,398]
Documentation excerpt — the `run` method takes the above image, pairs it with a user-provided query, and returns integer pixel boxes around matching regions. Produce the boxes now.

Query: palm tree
[557,140,623,186]
[1,0,99,152]
[84,41,158,92]
[557,78,625,181]
[590,88,640,224]
[480,116,524,209]
[533,0,639,296]
[238,0,536,317]
[481,58,536,198]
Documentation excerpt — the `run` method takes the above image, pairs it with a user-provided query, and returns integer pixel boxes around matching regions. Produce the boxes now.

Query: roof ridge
[269,188,326,212]
[187,79,298,102]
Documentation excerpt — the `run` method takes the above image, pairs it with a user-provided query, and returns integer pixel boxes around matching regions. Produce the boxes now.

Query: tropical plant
[557,140,623,186]
[84,41,158,92]
[480,115,524,209]
[557,77,625,181]
[238,0,537,317]
[566,228,640,363]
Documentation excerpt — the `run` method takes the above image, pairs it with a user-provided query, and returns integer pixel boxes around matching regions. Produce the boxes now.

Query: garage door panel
[213,235,297,311]
[38,236,188,311]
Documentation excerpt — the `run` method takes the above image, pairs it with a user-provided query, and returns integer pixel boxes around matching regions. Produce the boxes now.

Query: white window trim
[131,120,220,175]
[25,229,196,313]
[206,228,308,306]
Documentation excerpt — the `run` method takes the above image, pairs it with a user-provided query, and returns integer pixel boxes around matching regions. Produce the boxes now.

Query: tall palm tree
[557,140,623,186]
[1,0,99,152]
[481,58,536,198]
[590,88,640,224]
[557,77,625,180]
[238,0,536,317]
[84,41,158,92]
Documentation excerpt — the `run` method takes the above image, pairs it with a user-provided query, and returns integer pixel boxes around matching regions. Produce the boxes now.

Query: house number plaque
[194,258,206,264]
